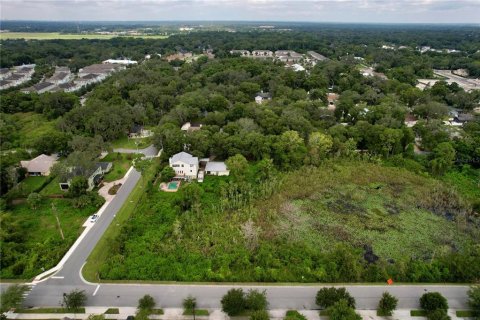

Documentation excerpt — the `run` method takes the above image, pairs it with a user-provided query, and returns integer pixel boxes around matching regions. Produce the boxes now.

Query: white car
[89,214,99,223]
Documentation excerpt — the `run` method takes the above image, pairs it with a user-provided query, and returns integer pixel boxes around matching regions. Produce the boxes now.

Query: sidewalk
[5,308,468,320]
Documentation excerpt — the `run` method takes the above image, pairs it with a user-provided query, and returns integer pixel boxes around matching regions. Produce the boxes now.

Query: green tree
[87,315,105,320]
[467,285,480,314]
[430,142,456,175]
[273,130,307,170]
[327,299,361,320]
[67,176,89,197]
[246,289,268,311]
[316,287,355,309]
[226,154,249,180]
[306,132,333,165]
[378,292,398,316]
[138,294,156,312]
[221,288,246,316]
[179,182,203,211]
[284,310,307,320]
[183,295,197,313]
[0,284,28,312]
[250,310,270,320]
[27,192,42,209]
[63,289,87,312]
[161,166,176,182]
[420,292,448,313]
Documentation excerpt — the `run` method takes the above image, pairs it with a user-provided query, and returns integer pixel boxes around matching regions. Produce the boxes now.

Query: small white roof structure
[170,152,198,165]
[20,154,58,174]
[291,64,305,72]
[103,59,138,65]
[205,161,228,172]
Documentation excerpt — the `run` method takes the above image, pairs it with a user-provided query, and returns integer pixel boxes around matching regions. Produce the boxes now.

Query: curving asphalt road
[19,166,469,311]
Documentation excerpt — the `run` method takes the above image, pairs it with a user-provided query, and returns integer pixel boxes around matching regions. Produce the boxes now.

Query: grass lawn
[82,159,160,282]
[104,308,120,314]
[102,153,139,182]
[7,176,50,198]
[456,310,477,317]
[111,136,152,149]
[0,32,168,40]
[410,310,427,317]
[40,177,63,196]
[183,309,209,316]
[1,198,99,279]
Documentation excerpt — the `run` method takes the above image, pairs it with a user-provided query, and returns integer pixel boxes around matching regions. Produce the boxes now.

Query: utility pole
[52,203,65,240]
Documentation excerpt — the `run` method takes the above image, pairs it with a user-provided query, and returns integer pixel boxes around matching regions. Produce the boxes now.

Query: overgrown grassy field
[6,112,57,149]
[0,32,168,40]
[92,161,479,282]
[0,198,99,279]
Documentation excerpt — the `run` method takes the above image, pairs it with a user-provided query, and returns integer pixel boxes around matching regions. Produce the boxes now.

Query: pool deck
[159,180,181,192]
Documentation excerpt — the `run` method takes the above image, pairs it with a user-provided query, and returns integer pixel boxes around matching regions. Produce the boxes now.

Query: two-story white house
[169,152,199,180]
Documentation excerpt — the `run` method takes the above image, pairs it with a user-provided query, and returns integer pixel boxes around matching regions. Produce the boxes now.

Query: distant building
[22,82,56,94]
[103,59,138,65]
[47,71,73,85]
[275,50,303,62]
[20,154,58,176]
[308,51,328,61]
[251,50,273,58]
[230,50,250,57]
[0,68,12,80]
[255,91,272,104]
[290,64,305,72]
[181,122,203,132]
[452,69,469,77]
[327,92,339,111]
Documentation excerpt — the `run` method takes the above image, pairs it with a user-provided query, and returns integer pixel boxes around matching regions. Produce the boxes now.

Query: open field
[0,197,100,279]
[87,161,479,283]
[0,32,169,40]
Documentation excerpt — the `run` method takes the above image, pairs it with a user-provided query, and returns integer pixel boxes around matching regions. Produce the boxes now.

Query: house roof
[0,80,11,86]
[80,73,100,80]
[170,152,198,165]
[96,162,112,171]
[6,74,24,81]
[49,72,70,81]
[33,82,55,91]
[20,154,58,173]
[256,91,272,99]
[0,68,11,74]
[205,161,228,172]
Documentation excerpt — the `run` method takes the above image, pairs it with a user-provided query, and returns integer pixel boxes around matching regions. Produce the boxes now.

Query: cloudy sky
[1,0,480,23]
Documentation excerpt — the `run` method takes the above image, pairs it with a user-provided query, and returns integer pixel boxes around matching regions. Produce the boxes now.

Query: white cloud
[1,0,479,22]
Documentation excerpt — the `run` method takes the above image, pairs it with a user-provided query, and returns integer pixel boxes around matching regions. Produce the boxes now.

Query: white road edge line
[93,285,100,296]
[51,276,64,279]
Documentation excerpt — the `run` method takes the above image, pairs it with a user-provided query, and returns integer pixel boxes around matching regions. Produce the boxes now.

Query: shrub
[27,192,42,209]
[250,310,269,320]
[327,300,361,320]
[246,289,268,311]
[468,285,480,313]
[221,288,246,316]
[420,292,448,313]
[427,309,451,320]
[161,166,176,182]
[0,284,28,312]
[63,289,87,312]
[138,294,156,312]
[316,287,355,309]
[285,310,307,320]
[378,292,398,316]
[67,176,88,197]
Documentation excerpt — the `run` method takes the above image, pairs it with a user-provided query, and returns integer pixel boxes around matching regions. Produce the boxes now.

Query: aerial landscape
[0,0,479,319]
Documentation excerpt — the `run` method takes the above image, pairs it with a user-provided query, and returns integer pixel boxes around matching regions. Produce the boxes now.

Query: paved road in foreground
[18,166,469,311]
